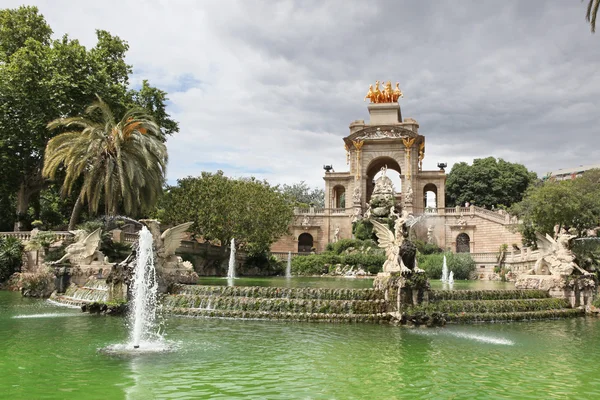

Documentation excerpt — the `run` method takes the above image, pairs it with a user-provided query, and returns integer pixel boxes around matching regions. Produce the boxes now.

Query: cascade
[448,271,454,285]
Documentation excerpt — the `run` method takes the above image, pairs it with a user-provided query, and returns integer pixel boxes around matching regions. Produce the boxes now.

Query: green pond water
[2,289,600,399]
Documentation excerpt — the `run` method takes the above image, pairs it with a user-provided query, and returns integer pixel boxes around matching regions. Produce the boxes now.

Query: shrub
[417,252,475,280]
[342,252,385,274]
[414,239,443,255]
[353,220,375,241]
[0,236,24,282]
[244,252,284,275]
[292,254,341,275]
[446,253,476,280]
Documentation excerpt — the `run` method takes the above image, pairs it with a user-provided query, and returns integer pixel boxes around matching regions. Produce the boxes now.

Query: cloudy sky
[7,0,599,187]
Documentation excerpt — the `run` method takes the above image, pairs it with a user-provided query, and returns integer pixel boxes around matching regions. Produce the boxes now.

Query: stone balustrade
[0,231,73,242]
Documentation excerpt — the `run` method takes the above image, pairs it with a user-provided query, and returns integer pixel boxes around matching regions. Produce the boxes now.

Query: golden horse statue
[364,81,403,103]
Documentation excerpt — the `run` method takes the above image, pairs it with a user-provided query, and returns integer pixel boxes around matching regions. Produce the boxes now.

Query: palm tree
[586,0,600,32]
[43,97,168,229]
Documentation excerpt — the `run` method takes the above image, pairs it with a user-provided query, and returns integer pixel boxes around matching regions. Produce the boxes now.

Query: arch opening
[456,233,470,253]
[332,185,346,209]
[423,183,438,213]
[298,233,314,253]
[365,157,402,203]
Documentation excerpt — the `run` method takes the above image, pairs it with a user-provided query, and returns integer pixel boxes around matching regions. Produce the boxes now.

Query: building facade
[271,97,521,255]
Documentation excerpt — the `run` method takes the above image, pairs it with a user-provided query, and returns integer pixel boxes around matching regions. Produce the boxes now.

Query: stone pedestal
[367,103,402,125]
[373,271,430,313]
[515,274,597,308]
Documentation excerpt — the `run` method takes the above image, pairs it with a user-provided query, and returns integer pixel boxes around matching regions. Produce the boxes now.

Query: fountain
[227,238,236,287]
[448,271,454,285]
[441,255,448,283]
[286,251,292,278]
[129,226,159,349]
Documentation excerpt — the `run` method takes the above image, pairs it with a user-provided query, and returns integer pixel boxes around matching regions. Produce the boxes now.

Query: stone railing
[123,232,138,243]
[470,252,499,263]
[270,252,311,261]
[0,231,73,242]
[473,206,506,222]
[294,207,325,214]
[330,208,347,214]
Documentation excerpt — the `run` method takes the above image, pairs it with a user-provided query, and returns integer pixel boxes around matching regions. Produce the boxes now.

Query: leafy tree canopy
[0,5,178,230]
[445,157,537,209]
[280,181,324,208]
[510,169,600,243]
[161,171,294,256]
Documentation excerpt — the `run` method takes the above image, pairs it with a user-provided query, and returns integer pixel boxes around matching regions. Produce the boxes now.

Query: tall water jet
[448,271,454,285]
[286,251,292,278]
[227,238,236,279]
[441,255,448,283]
[129,226,158,349]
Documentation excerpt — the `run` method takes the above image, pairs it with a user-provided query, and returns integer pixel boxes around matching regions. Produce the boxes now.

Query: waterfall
[441,255,448,283]
[286,251,292,278]
[448,271,454,285]
[227,238,236,279]
[129,226,159,349]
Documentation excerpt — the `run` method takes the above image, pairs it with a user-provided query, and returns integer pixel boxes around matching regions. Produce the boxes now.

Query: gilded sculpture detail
[364,81,403,103]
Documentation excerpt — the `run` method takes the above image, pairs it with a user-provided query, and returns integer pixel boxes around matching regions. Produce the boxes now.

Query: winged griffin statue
[140,220,194,271]
[371,211,424,274]
[531,230,590,276]
[51,228,106,265]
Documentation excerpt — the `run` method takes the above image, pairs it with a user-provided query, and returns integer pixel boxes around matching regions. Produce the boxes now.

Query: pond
[2,290,600,399]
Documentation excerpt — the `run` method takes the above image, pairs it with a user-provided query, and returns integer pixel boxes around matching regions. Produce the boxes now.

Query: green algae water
[2,290,600,399]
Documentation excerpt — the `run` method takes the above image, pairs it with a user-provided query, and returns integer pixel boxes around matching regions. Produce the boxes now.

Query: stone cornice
[343,126,422,145]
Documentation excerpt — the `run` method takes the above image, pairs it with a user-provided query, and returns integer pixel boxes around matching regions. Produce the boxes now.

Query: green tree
[280,181,325,207]
[43,98,168,229]
[0,6,177,231]
[445,157,537,209]
[162,171,294,256]
[586,0,600,32]
[510,169,600,241]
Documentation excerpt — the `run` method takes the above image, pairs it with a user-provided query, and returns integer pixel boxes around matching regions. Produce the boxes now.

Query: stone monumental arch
[270,81,521,256]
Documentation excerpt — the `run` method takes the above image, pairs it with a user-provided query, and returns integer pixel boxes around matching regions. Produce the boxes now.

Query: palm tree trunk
[68,194,84,230]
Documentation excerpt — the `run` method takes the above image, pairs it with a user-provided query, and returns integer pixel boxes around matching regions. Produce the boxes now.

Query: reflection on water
[2,291,600,398]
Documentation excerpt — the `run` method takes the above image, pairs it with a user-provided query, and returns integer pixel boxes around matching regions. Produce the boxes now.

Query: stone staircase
[163,284,391,323]
[408,289,584,323]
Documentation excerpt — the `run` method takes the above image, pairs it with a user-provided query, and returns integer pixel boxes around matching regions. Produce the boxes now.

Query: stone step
[165,307,392,323]
[429,289,550,301]
[415,298,570,314]
[162,294,388,314]
[444,308,584,323]
[171,284,384,301]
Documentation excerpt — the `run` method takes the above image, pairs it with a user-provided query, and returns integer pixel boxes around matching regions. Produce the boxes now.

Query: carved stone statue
[51,228,106,265]
[333,226,340,243]
[532,230,590,276]
[404,186,413,204]
[350,207,362,223]
[393,82,403,102]
[352,186,361,203]
[301,215,310,227]
[369,165,396,217]
[427,225,434,244]
[140,220,199,289]
[371,217,423,274]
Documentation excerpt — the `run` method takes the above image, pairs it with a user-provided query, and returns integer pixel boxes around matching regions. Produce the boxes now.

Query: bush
[417,252,475,280]
[292,254,341,275]
[0,236,24,282]
[245,252,284,275]
[353,220,375,241]
[342,252,385,274]
[414,239,443,255]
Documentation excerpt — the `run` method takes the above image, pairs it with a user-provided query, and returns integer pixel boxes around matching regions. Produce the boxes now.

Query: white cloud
[5,0,600,188]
